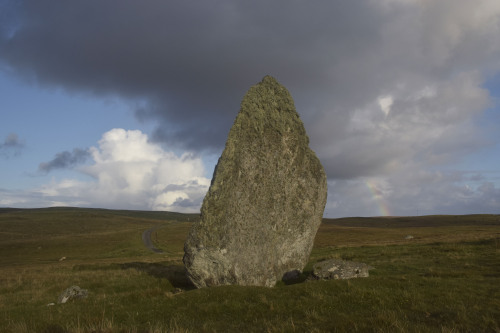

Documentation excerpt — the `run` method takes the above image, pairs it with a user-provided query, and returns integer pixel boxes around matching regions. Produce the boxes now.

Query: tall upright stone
[183,76,327,288]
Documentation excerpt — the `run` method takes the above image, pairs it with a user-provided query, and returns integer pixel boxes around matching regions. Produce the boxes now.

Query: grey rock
[311,259,374,280]
[183,76,327,288]
[57,285,88,304]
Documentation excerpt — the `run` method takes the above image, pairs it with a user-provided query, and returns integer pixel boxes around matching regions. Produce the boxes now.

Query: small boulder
[57,285,88,304]
[311,259,373,280]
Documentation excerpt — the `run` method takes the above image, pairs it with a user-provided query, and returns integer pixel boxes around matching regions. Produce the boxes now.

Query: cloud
[1,1,499,170]
[315,71,491,179]
[326,170,500,218]
[31,128,210,212]
[38,148,91,173]
[0,1,390,152]
[0,133,24,157]
[1,1,500,216]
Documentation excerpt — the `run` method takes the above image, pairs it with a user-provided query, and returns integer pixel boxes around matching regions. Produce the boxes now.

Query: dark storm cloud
[0,133,24,157]
[1,0,499,183]
[0,0,386,152]
[38,148,91,173]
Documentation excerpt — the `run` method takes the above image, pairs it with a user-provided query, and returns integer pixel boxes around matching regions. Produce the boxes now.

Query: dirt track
[142,225,164,253]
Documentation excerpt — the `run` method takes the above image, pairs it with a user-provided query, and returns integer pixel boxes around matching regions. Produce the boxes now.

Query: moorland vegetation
[0,207,499,332]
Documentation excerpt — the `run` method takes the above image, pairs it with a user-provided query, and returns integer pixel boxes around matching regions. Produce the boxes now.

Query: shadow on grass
[119,262,196,289]
[121,263,314,288]
[74,262,317,289]
[279,270,311,285]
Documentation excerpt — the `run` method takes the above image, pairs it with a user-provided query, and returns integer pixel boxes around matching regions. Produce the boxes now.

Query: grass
[0,208,499,332]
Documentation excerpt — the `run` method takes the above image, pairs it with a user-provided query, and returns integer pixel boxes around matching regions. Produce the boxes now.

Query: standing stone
[183,76,327,288]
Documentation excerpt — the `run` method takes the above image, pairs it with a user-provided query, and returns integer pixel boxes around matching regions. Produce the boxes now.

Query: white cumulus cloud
[14,129,211,212]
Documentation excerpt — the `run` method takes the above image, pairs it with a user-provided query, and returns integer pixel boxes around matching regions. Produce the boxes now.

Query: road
[142,225,165,253]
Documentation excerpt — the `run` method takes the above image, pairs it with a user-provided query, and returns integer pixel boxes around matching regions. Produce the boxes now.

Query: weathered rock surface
[57,285,88,304]
[183,75,327,288]
[310,259,373,280]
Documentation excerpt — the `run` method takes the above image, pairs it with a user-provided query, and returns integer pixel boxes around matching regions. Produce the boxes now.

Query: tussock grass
[0,208,499,332]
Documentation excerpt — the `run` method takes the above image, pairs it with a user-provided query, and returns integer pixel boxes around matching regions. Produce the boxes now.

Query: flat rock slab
[183,76,327,288]
[57,285,88,304]
[311,259,374,280]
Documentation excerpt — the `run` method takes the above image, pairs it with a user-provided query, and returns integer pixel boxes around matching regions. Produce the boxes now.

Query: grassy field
[0,208,499,332]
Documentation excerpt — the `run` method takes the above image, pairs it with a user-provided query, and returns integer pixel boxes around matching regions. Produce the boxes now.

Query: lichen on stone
[183,75,327,288]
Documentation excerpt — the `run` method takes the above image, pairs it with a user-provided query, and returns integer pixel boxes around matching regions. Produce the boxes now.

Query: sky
[1,0,499,217]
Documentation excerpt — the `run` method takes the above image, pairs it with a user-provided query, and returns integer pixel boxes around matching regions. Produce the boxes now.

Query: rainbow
[365,180,391,216]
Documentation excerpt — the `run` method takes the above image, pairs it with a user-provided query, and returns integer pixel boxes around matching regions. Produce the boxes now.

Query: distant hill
[323,214,500,228]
